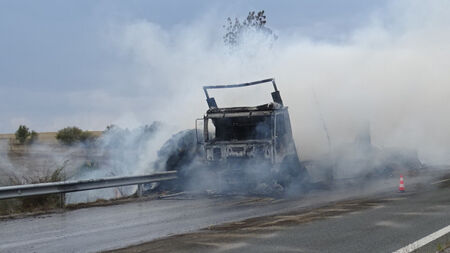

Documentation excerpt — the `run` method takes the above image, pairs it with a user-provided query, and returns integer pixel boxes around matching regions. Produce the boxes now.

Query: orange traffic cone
[399,175,405,192]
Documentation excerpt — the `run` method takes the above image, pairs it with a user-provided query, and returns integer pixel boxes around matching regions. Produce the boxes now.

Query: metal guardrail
[0,171,177,200]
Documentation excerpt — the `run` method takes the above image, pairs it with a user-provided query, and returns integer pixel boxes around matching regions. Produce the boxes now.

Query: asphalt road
[0,173,447,253]
[0,186,382,252]
[109,175,450,253]
[205,185,450,253]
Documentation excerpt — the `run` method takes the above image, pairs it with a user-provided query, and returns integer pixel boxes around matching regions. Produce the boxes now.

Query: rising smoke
[0,123,176,203]
[105,1,450,165]
[2,1,450,200]
[66,122,176,203]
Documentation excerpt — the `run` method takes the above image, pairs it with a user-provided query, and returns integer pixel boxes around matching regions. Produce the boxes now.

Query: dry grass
[0,195,63,217]
[0,130,108,216]
[0,134,78,216]
[0,165,67,216]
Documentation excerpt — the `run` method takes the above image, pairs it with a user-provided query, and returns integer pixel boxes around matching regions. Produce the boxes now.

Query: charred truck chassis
[196,78,309,194]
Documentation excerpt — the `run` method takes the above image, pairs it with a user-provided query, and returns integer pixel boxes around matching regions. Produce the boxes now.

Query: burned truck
[155,79,422,195]
[196,78,310,194]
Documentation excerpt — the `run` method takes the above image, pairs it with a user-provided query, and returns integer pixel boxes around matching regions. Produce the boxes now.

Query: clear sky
[0,0,389,133]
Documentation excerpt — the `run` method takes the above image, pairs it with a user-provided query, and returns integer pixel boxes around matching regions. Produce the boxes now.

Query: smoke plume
[99,1,450,166]
[2,1,450,199]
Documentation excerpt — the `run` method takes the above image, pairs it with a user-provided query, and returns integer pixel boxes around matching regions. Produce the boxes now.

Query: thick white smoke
[0,141,16,185]
[66,123,176,203]
[2,1,449,200]
[99,1,450,165]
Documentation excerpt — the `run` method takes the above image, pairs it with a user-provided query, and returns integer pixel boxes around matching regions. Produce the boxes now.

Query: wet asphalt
[0,190,372,253]
[208,186,450,253]
[0,174,447,253]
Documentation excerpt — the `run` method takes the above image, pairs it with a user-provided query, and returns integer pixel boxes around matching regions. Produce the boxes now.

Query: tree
[15,125,30,144]
[56,126,94,145]
[14,125,38,144]
[223,10,277,48]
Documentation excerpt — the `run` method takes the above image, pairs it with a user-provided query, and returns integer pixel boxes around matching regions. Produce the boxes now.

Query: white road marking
[392,225,450,253]
[431,178,450,185]
[376,220,406,228]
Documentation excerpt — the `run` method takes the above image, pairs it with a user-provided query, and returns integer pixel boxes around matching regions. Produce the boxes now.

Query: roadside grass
[0,166,147,217]
[437,240,450,252]
[0,131,101,216]
[0,191,149,220]
[0,167,66,216]
[0,195,62,217]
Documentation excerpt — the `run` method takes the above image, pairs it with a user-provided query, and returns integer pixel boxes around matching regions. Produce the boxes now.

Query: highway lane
[223,186,450,253]
[0,174,444,253]
[0,181,391,253]
[108,176,450,253]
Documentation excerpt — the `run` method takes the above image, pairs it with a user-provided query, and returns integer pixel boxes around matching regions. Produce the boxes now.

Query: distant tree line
[55,126,95,145]
[14,125,97,146]
[14,123,160,146]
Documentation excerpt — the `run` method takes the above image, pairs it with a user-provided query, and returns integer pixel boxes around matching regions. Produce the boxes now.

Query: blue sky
[1,0,389,133]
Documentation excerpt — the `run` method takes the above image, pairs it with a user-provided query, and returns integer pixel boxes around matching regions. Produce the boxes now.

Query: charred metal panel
[206,97,217,109]
[205,142,272,161]
[207,111,273,118]
[271,91,283,105]
[203,78,280,109]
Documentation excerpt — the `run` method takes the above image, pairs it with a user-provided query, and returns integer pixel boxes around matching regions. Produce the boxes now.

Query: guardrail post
[60,193,65,209]
[137,184,143,197]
